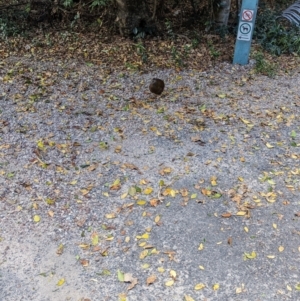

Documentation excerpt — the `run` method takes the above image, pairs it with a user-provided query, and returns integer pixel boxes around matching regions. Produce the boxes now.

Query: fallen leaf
[194,283,205,290]
[146,275,157,285]
[57,278,65,286]
[184,295,195,301]
[221,212,231,218]
[80,259,89,267]
[244,251,257,260]
[144,187,153,195]
[117,270,124,282]
[267,255,275,259]
[198,243,204,251]
[278,246,284,252]
[157,267,165,273]
[137,200,147,205]
[213,283,219,290]
[170,270,177,279]
[139,250,148,259]
[33,215,40,222]
[165,279,174,286]
[105,213,116,219]
[236,211,246,216]
[154,215,160,223]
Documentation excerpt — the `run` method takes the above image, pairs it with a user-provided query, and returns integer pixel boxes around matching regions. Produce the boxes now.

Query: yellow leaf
[105,213,116,219]
[157,267,165,273]
[140,233,149,239]
[118,294,127,301]
[273,223,277,229]
[194,283,205,290]
[165,280,174,287]
[287,285,292,291]
[217,93,226,98]
[241,118,251,124]
[155,215,160,223]
[140,179,148,185]
[198,243,204,251]
[121,192,128,199]
[37,139,45,151]
[213,283,219,290]
[266,143,274,148]
[125,236,130,243]
[170,189,176,197]
[211,180,217,186]
[57,278,65,286]
[170,270,176,279]
[244,227,249,233]
[139,242,146,247]
[91,232,99,246]
[236,211,246,216]
[140,250,148,259]
[103,192,109,197]
[69,180,77,185]
[184,295,195,301]
[238,177,244,182]
[163,167,172,174]
[295,283,300,291]
[191,193,197,199]
[199,265,205,270]
[144,187,153,195]
[267,255,275,259]
[33,215,40,222]
[244,251,257,259]
[278,246,284,252]
[137,200,146,206]
[142,263,150,269]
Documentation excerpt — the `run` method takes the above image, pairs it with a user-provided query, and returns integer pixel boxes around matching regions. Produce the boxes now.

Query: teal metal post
[233,0,259,65]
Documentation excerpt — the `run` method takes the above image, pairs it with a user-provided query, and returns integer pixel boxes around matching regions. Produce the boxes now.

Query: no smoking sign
[242,9,254,21]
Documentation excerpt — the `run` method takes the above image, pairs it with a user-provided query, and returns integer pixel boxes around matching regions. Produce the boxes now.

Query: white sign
[242,9,254,21]
[237,22,253,41]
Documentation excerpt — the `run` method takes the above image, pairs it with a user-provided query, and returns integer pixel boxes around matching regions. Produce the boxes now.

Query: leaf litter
[0,53,300,300]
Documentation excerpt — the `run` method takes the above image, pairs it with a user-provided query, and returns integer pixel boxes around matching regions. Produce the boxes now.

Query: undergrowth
[254,8,300,55]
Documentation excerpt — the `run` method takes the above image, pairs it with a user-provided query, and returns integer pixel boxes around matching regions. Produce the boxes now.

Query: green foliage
[165,19,175,40]
[90,0,111,9]
[207,40,220,59]
[134,41,148,63]
[253,51,277,77]
[254,9,300,55]
[63,0,73,8]
[0,17,22,38]
[171,46,184,67]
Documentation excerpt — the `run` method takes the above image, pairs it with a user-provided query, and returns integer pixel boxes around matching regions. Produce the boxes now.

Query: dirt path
[0,57,300,301]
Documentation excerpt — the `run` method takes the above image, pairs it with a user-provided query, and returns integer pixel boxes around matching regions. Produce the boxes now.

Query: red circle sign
[242,10,253,21]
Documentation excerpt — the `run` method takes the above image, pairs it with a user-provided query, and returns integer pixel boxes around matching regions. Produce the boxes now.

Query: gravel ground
[0,56,300,301]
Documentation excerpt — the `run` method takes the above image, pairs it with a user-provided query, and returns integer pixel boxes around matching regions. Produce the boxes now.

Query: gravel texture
[0,56,300,301]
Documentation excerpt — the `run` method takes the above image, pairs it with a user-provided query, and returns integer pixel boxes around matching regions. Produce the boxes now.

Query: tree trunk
[115,0,155,37]
[214,0,231,26]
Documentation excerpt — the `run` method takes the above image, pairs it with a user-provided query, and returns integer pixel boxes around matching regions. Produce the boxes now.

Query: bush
[254,8,300,55]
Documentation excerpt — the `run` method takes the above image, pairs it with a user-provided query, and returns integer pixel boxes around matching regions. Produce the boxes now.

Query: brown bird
[149,78,165,95]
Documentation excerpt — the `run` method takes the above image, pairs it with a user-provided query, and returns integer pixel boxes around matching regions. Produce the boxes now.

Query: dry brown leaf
[222,212,232,218]
[146,275,157,285]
